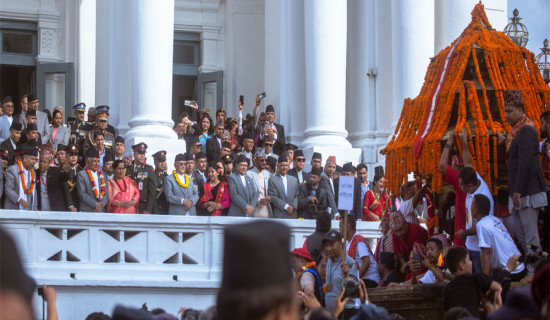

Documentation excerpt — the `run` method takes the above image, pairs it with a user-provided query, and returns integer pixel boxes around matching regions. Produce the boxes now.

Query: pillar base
[301,126,352,149]
[302,146,361,172]
[125,137,186,172]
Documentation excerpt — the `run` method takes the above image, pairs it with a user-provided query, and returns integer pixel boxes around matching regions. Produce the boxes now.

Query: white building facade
[0,0,523,171]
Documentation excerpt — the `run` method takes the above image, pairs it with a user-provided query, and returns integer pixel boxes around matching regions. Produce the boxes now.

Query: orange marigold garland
[86,166,106,200]
[18,160,35,194]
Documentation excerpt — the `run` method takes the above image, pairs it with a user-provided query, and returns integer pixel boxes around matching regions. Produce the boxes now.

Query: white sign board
[337,176,355,211]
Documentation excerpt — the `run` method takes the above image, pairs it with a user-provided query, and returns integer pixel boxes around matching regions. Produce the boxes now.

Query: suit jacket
[62,165,81,210]
[268,173,299,219]
[0,115,13,142]
[77,169,109,212]
[164,173,199,215]
[47,125,70,150]
[333,177,363,220]
[227,172,258,217]
[247,167,272,215]
[4,164,38,210]
[205,136,222,162]
[320,171,339,216]
[298,183,329,219]
[21,110,50,144]
[273,123,286,155]
[507,125,546,196]
[288,168,310,184]
[36,166,68,211]
[192,169,206,193]
[0,138,17,166]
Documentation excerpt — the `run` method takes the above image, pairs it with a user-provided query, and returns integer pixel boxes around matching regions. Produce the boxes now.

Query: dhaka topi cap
[278,152,289,164]
[27,93,38,103]
[153,150,167,162]
[294,149,304,158]
[284,143,298,151]
[291,247,313,262]
[312,152,322,161]
[236,154,249,165]
[115,136,125,144]
[132,142,147,153]
[188,135,200,145]
[336,165,343,173]
[310,166,323,176]
[219,220,291,291]
[183,152,194,161]
[26,123,37,132]
[326,155,336,165]
[265,104,275,113]
[10,121,22,131]
[87,148,100,159]
[57,144,68,152]
[103,153,114,163]
[254,149,266,158]
[195,151,207,160]
[221,141,232,149]
[374,165,384,177]
[175,153,186,162]
[343,162,354,173]
[242,132,255,141]
[25,109,36,117]
[503,89,523,106]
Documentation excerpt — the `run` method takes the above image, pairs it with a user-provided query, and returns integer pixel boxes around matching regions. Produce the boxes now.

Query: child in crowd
[377,252,405,287]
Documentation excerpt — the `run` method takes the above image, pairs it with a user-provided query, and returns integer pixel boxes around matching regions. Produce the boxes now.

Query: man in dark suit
[356,163,374,210]
[206,120,225,162]
[288,149,310,184]
[77,148,109,212]
[36,151,68,211]
[268,152,299,219]
[320,155,339,217]
[333,162,363,220]
[0,121,22,166]
[298,166,329,219]
[126,143,157,214]
[62,144,81,212]
[502,89,547,256]
[260,104,286,155]
[152,150,169,214]
[193,151,208,194]
[227,155,258,217]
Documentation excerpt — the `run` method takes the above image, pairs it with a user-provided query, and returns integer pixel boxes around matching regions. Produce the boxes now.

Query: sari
[107,176,140,214]
[362,190,390,221]
[197,181,230,216]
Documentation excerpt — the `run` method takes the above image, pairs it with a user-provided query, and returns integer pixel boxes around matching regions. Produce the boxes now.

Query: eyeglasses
[193,144,202,148]
[295,158,305,162]
[259,159,267,163]
[264,144,273,147]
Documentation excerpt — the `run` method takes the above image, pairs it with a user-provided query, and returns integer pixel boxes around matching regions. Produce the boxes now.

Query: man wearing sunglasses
[288,149,310,185]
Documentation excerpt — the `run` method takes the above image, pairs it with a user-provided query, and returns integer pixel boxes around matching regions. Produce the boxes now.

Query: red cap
[291,247,313,262]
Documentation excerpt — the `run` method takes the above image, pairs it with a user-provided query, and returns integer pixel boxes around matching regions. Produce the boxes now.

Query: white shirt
[281,174,288,196]
[6,115,12,126]
[419,269,437,284]
[400,198,419,224]
[345,234,380,283]
[464,173,494,252]
[477,215,525,274]
[240,174,247,188]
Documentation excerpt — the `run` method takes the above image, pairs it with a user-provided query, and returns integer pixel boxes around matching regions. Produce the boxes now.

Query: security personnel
[83,112,115,156]
[67,103,90,145]
[126,142,157,214]
[62,144,82,212]
[152,150,169,214]
[90,105,117,138]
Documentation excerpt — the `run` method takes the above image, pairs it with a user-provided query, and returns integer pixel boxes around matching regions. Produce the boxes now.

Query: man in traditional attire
[77,148,109,212]
[4,147,38,210]
[164,153,199,215]
[246,149,272,218]
[268,152,299,219]
[36,151,68,211]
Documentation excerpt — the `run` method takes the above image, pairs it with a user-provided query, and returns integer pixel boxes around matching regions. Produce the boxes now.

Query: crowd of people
[0,89,549,320]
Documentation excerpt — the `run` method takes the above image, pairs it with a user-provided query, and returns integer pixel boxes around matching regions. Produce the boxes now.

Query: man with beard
[36,151,68,211]
[77,148,109,212]
[152,150,169,214]
[62,144,82,212]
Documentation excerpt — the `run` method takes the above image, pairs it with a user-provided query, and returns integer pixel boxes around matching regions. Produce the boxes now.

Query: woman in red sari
[362,174,390,221]
[107,160,140,214]
[197,162,230,216]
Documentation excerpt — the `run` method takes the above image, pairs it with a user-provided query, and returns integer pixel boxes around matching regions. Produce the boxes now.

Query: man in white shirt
[473,193,525,298]
[0,96,15,142]
[268,152,299,219]
[247,150,272,218]
[399,181,429,224]
[339,213,380,287]
[455,166,494,274]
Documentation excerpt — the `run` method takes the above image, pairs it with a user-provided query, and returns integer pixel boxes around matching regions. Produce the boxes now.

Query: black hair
[180,111,190,120]
[52,109,63,119]
[457,166,477,186]
[541,110,550,123]
[342,213,357,232]
[379,252,395,270]
[427,237,443,250]
[496,186,509,206]
[445,246,469,274]
[444,307,472,320]
[113,159,124,169]
[85,312,111,320]
[93,130,105,140]
[373,174,384,184]
[473,194,491,217]
[356,163,367,172]
[217,284,293,320]
[200,114,214,135]
[315,211,332,233]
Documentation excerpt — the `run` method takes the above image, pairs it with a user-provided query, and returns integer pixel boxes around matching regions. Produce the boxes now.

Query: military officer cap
[57,144,68,152]
[73,103,86,112]
[67,144,79,154]
[132,142,148,154]
[175,153,186,162]
[153,150,167,162]
[10,121,22,131]
[27,94,38,103]
[221,154,234,164]
[115,136,125,144]
[183,152,194,161]
[284,143,298,151]
[96,105,110,115]
[97,111,109,121]
[216,108,226,116]
[0,149,9,159]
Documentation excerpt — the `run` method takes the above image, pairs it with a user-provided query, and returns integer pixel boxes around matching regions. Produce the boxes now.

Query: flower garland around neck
[18,160,35,194]
[86,166,105,200]
[173,170,189,188]
[295,261,316,279]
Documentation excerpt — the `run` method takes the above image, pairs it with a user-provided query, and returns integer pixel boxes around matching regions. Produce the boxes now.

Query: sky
[508,0,550,59]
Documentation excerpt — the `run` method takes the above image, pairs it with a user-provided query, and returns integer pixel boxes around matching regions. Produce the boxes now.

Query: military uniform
[68,103,91,164]
[62,145,82,211]
[126,143,157,213]
[152,150,169,214]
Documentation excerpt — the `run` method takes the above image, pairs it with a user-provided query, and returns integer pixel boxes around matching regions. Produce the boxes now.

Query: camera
[257,92,266,99]
[308,203,318,215]
[342,278,360,299]
[37,287,44,296]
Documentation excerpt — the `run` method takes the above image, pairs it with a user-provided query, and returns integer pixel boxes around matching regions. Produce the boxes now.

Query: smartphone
[37,287,44,296]
[257,92,266,99]
[264,121,270,130]
[184,100,194,107]
[239,95,244,105]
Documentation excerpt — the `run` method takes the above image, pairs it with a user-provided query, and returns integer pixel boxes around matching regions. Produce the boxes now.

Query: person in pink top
[108,159,140,213]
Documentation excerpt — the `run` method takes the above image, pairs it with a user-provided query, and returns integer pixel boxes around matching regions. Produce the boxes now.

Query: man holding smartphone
[260,104,286,155]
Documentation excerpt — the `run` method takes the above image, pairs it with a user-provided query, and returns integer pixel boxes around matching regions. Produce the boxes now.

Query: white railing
[0,211,381,318]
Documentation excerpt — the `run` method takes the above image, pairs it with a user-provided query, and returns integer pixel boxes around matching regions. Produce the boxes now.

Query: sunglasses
[193,144,202,148]
[295,158,305,162]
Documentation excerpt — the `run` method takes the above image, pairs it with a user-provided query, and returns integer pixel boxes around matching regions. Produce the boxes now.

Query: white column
[347,0,375,151]
[78,0,96,110]
[264,0,282,119]
[285,0,306,145]
[124,0,177,141]
[95,0,111,119]
[391,0,434,128]
[435,0,507,53]
[302,0,351,149]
